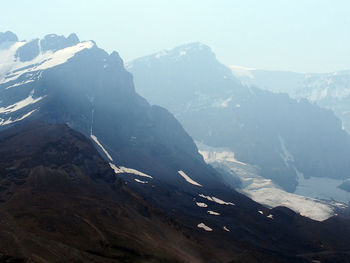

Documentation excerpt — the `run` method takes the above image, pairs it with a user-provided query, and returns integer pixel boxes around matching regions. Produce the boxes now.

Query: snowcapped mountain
[128,42,350,208]
[2,32,350,262]
[230,66,350,133]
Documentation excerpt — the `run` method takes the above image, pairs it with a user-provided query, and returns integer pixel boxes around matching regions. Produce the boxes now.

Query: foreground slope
[0,121,208,263]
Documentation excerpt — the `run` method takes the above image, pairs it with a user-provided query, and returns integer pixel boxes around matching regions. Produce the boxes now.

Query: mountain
[230,67,350,133]
[2,32,350,262]
[0,121,208,262]
[128,43,350,205]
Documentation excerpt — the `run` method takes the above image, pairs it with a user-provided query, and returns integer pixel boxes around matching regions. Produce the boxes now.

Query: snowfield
[0,40,94,84]
[197,142,348,221]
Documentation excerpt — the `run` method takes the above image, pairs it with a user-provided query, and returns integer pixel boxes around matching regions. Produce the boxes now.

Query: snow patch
[197,223,212,232]
[0,109,37,126]
[223,226,230,232]
[196,202,208,208]
[90,134,113,161]
[267,214,274,219]
[221,97,232,108]
[110,163,152,178]
[179,50,187,56]
[207,210,220,215]
[229,65,255,79]
[0,90,45,114]
[5,79,36,89]
[199,194,235,206]
[134,178,148,184]
[178,170,202,186]
[197,142,247,166]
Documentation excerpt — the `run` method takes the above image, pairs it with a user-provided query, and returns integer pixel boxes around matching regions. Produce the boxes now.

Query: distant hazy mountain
[230,66,350,133]
[2,32,350,262]
[128,43,350,204]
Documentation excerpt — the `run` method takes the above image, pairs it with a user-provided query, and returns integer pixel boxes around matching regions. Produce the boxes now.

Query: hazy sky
[1,0,349,73]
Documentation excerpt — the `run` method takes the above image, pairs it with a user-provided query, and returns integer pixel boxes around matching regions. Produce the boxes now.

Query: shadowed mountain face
[128,43,350,195]
[0,121,208,263]
[1,33,350,263]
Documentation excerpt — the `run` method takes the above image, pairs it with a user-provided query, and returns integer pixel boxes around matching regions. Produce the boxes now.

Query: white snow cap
[0,40,94,84]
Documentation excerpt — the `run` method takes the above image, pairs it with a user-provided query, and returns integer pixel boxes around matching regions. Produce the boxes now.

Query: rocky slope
[0,121,209,263]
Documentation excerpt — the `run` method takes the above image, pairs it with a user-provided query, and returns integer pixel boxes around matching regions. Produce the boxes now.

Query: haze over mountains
[230,67,350,134]
[1,32,350,262]
[128,43,350,216]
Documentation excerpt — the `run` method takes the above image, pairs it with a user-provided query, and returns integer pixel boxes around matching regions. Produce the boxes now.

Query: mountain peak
[128,42,215,65]
[40,32,80,52]
[0,31,18,44]
[159,42,213,59]
[172,42,212,52]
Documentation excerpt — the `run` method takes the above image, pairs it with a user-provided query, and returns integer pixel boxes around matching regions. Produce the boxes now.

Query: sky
[1,0,349,73]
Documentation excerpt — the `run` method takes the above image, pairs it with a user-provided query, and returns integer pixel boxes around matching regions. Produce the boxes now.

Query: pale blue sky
[1,0,349,73]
